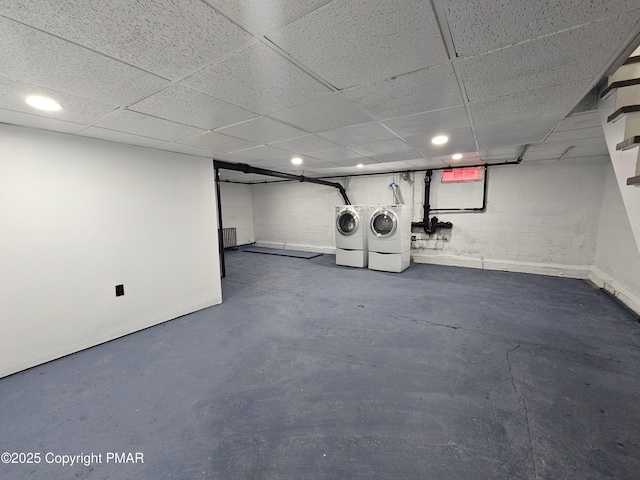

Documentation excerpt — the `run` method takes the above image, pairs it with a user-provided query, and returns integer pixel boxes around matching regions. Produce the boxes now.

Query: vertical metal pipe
[214,165,225,278]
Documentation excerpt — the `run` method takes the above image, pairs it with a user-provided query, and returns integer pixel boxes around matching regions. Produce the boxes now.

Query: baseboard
[590,267,640,316]
[411,252,591,279]
[254,241,335,255]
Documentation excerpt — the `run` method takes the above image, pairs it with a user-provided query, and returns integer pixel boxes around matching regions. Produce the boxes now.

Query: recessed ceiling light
[431,135,448,145]
[26,95,62,112]
[452,153,463,160]
[356,163,364,168]
[291,157,303,165]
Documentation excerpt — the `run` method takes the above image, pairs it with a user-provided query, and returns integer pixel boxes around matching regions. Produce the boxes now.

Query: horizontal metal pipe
[213,159,351,204]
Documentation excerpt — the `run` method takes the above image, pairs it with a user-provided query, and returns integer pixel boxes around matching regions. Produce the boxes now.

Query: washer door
[370,209,397,238]
[336,209,359,236]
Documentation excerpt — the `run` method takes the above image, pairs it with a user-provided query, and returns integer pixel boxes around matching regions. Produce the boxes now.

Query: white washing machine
[368,204,411,273]
[335,205,370,268]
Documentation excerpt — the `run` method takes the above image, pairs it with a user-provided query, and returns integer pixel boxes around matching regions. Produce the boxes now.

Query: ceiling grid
[0,0,639,181]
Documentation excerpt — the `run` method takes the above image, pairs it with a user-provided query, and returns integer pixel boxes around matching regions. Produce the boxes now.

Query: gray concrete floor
[1,250,639,479]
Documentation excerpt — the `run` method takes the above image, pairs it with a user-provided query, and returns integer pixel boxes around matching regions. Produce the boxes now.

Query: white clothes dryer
[335,205,369,250]
[335,205,370,268]
[368,204,411,254]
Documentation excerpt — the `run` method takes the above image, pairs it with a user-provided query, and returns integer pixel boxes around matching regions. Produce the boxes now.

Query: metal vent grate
[222,227,237,249]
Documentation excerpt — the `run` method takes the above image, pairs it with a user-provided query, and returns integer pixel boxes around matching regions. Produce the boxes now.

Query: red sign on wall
[441,167,484,182]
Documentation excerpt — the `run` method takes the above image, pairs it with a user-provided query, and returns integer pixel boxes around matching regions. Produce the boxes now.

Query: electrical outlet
[115,284,124,297]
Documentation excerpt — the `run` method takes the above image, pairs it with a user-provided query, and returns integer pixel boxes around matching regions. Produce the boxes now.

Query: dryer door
[370,209,398,238]
[336,209,359,236]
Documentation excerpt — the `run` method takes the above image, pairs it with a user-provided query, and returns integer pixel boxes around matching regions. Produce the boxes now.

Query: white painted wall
[219,182,255,245]
[0,125,222,378]
[591,160,640,314]
[251,157,608,278]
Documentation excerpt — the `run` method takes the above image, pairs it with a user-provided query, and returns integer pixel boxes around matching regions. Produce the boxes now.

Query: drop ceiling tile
[553,111,603,132]
[477,130,551,151]
[1,0,251,80]
[562,145,610,158]
[473,114,563,142]
[521,146,571,162]
[327,156,378,168]
[318,122,397,146]
[382,106,470,138]
[181,131,259,152]
[184,42,331,114]
[231,145,293,161]
[406,158,449,169]
[310,148,367,162]
[0,108,85,134]
[269,93,373,132]
[545,127,605,143]
[404,127,476,158]
[469,81,593,127]
[94,110,205,142]
[0,17,169,105]
[350,138,414,156]
[270,134,340,153]
[130,84,257,130]
[342,64,464,120]
[78,127,171,150]
[0,75,117,124]
[204,0,332,34]
[442,0,640,56]
[267,0,448,89]
[287,156,341,169]
[370,150,424,163]
[216,116,306,144]
[163,143,216,158]
[458,14,640,102]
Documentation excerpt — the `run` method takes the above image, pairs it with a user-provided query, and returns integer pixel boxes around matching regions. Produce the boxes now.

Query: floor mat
[242,246,322,259]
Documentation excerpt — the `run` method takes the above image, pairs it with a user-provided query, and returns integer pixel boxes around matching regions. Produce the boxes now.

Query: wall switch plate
[115,284,124,297]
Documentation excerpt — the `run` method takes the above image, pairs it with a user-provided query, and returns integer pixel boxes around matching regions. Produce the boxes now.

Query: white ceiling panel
[0,109,85,134]
[216,116,306,144]
[308,148,367,162]
[0,0,251,80]
[469,81,593,127]
[0,75,117,124]
[459,14,640,102]
[341,64,464,120]
[270,135,340,153]
[78,127,171,150]
[93,110,205,142]
[129,84,257,130]
[204,0,332,35]
[318,122,397,146]
[545,127,606,144]
[184,41,331,115]
[477,130,551,151]
[473,114,564,142]
[350,138,414,157]
[553,111,603,132]
[163,143,215,158]
[405,127,477,158]
[382,106,470,138]
[267,0,448,89]
[442,0,640,57]
[181,131,259,152]
[231,145,292,161]
[405,158,450,169]
[269,93,373,132]
[370,151,425,164]
[0,17,169,105]
[325,155,378,168]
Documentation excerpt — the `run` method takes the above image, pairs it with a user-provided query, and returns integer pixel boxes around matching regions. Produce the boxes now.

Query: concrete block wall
[250,156,607,278]
[412,157,607,277]
[219,182,255,246]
